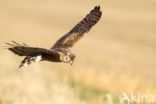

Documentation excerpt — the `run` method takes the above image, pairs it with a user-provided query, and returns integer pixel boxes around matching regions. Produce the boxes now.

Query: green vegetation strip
[68,80,135,104]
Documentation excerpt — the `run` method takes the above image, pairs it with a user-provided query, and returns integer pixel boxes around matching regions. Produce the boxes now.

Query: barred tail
[19,55,42,68]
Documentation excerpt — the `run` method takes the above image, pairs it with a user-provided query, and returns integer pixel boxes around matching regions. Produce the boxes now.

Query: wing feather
[6,42,59,57]
[51,6,102,49]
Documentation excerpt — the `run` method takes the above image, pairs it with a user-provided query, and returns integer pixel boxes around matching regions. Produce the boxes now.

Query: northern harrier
[6,6,102,68]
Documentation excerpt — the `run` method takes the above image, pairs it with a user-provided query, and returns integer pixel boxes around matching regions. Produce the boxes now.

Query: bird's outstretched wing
[5,41,59,57]
[51,6,102,49]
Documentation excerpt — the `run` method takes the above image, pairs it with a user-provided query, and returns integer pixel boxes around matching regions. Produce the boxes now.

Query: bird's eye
[64,56,69,61]
[66,57,69,60]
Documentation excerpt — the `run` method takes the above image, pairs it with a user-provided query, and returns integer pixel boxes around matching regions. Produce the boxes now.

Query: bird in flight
[6,6,102,68]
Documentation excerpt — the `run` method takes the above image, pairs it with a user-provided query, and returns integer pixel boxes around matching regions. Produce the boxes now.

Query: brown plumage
[6,6,102,68]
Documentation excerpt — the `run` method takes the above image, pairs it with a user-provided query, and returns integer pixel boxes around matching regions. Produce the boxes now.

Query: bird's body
[6,6,102,68]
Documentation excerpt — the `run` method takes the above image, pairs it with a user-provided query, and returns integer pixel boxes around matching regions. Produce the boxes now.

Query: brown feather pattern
[52,6,102,49]
[6,41,60,60]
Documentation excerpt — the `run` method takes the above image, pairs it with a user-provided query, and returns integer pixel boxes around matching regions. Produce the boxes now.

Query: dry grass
[0,0,156,104]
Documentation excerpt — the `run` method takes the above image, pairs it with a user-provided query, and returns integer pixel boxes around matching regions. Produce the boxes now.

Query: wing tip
[92,5,102,16]
[94,5,101,11]
[4,41,31,56]
[90,5,102,20]
[5,41,29,48]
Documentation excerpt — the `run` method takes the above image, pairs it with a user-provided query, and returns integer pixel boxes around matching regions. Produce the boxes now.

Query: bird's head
[64,54,76,65]
[60,53,76,65]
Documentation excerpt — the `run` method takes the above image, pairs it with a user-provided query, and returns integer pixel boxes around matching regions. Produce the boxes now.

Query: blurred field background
[0,0,156,104]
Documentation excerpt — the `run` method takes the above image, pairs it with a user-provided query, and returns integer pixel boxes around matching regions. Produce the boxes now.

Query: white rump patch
[19,55,42,68]
[23,62,28,67]
[35,55,42,62]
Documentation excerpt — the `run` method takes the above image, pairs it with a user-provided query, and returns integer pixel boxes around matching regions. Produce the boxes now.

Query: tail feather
[19,55,42,68]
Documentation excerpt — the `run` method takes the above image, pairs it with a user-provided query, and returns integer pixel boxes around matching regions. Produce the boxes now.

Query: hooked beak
[67,60,73,65]
[69,60,73,65]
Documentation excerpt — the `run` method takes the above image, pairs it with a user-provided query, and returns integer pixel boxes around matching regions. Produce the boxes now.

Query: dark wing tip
[94,5,100,10]
[89,6,102,19]
[5,41,20,54]
[88,5,102,24]
[94,5,101,11]
[5,41,33,56]
[5,41,29,48]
